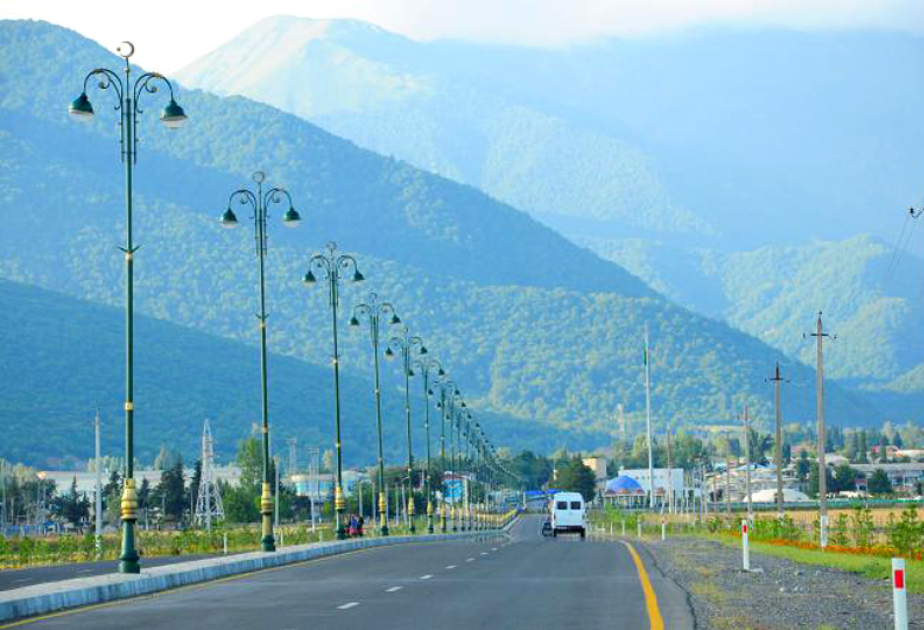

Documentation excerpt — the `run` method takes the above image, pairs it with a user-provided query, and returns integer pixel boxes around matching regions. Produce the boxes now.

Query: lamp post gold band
[120,479,138,521]
[260,482,273,515]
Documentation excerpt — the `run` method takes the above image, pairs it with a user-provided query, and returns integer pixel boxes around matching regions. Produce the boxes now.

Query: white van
[550,492,586,538]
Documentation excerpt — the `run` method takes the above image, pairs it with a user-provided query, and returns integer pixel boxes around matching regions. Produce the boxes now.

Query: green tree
[857,431,869,464]
[796,450,810,486]
[868,468,892,495]
[844,432,858,462]
[807,463,835,498]
[556,457,596,502]
[157,459,186,522]
[747,430,772,465]
[832,463,859,493]
[188,459,203,513]
[53,477,89,529]
[236,438,263,491]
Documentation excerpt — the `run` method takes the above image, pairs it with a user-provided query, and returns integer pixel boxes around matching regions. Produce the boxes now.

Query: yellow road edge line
[621,541,665,630]
[0,547,377,629]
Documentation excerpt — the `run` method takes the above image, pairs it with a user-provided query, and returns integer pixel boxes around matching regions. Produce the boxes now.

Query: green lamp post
[434,379,459,533]
[219,171,301,552]
[351,293,401,536]
[70,41,187,574]
[462,412,475,531]
[304,242,364,540]
[385,327,426,535]
[415,358,444,534]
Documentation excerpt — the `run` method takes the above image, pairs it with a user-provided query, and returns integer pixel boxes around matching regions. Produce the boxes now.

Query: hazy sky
[3,0,922,72]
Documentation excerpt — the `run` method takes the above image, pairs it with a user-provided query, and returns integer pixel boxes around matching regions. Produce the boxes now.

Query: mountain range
[0,19,920,466]
[177,16,924,250]
[175,15,924,397]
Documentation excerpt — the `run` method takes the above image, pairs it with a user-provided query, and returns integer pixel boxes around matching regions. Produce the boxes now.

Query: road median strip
[0,526,513,624]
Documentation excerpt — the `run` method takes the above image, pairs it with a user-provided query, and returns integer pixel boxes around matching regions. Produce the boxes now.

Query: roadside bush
[831,513,849,547]
[889,505,924,557]
[851,506,875,548]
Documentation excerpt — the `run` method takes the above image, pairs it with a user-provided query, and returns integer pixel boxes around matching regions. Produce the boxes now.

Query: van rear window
[570,501,582,510]
[556,501,568,510]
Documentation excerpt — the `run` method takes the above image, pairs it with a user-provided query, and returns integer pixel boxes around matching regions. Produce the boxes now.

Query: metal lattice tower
[195,419,224,530]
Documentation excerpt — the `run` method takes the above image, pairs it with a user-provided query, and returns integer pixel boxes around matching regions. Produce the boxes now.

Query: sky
[2,0,923,72]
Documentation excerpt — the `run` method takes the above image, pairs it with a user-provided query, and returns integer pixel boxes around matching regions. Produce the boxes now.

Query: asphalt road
[0,554,221,592]
[5,517,694,629]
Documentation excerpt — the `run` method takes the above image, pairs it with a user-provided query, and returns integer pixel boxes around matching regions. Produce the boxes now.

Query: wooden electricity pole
[724,430,732,515]
[808,312,833,548]
[666,424,673,514]
[742,406,753,523]
[768,363,786,520]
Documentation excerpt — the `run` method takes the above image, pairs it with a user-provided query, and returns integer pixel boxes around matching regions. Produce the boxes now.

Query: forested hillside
[585,235,924,386]
[0,279,597,466]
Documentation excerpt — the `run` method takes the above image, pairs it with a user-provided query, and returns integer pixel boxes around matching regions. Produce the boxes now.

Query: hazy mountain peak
[177,14,428,116]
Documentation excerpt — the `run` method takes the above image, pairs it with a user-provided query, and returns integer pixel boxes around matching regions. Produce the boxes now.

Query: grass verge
[705,534,923,593]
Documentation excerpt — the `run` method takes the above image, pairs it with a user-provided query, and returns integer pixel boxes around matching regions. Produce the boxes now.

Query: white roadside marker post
[223,533,228,555]
[638,518,642,538]
[742,519,750,572]
[610,522,614,538]
[622,520,626,537]
[893,558,909,630]
[661,515,666,541]
[820,514,828,550]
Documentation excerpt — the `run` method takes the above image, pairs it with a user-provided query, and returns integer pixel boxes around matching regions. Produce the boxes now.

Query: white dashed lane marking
[386,586,402,593]
[445,565,456,569]
[337,602,360,610]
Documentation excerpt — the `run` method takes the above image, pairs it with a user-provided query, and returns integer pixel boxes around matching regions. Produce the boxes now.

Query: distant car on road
[550,491,586,539]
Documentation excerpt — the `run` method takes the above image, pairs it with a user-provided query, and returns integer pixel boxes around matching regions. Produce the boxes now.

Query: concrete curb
[0,528,510,623]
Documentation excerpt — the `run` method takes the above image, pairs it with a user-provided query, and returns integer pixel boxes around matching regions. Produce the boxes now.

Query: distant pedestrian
[348,514,359,537]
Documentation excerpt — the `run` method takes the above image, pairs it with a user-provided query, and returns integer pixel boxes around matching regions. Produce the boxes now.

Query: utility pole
[307,447,319,529]
[725,430,732,515]
[644,323,655,510]
[95,411,103,551]
[666,424,673,515]
[807,312,834,548]
[768,363,786,520]
[617,404,626,464]
[742,406,753,524]
[287,438,298,478]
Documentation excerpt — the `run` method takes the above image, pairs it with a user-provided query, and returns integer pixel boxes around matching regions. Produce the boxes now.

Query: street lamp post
[70,42,187,574]
[219,171,301,552]
[351,294,401,536]
[304,243,364,540]
[450,396,467,532]
[414,358,444,534]
[435,379,459,533]
[385,328,426,535]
